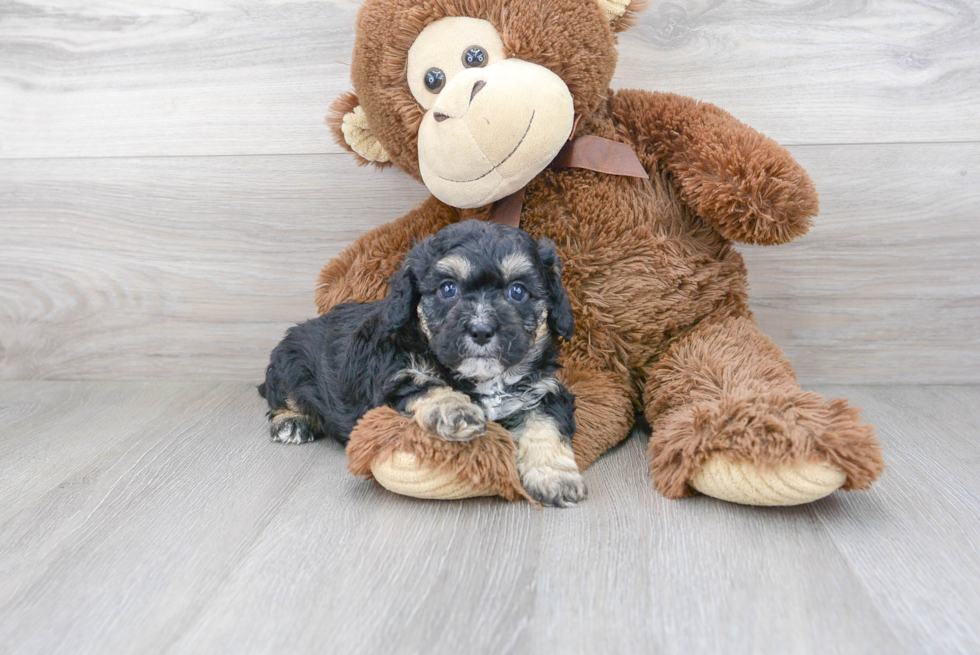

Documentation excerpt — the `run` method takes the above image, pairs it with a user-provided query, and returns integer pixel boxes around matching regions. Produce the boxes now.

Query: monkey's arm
[609,89,818,246]
[315,195,459,313]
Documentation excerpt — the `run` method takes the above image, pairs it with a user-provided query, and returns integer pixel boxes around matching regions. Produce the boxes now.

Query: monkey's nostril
[433,111,449,122]
[470,80,486,102]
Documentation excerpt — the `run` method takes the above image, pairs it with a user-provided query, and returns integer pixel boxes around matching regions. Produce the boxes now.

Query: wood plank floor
[1,382,977,654]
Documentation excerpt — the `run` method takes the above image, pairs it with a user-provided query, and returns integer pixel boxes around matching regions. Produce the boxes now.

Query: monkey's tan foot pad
[690,454,847,506]
[371,451,492,500]
[346,406,533,503]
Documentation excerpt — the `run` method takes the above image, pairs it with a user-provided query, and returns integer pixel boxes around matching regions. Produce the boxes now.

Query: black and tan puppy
[259,220,586,506]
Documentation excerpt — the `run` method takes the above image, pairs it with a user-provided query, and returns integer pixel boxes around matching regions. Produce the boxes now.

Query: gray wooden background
[3,5,980,653]
[2,0,978,383]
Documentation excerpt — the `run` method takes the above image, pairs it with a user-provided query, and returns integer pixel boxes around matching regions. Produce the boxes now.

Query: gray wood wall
[1,0,978,383]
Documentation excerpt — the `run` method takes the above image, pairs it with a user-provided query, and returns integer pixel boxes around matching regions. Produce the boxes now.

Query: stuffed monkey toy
[315,0,884,506]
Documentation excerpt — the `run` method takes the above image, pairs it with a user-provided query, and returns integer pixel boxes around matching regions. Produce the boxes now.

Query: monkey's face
[332,0,630,204]
[409,18,575,208]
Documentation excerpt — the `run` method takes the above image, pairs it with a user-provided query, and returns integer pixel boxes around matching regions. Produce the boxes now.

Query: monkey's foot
[347,406,532,503]
[690,455,846,506]
[648,383,884,504]
[370,451,491,500]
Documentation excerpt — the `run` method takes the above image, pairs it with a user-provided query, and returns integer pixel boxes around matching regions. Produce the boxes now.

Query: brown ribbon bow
[488,134,649,227]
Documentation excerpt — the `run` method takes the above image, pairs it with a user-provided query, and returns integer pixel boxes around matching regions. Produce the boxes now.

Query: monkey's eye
[508,283,528,302]
[462,46,488,68]
[424,68,446,93]
[439,281,458,299]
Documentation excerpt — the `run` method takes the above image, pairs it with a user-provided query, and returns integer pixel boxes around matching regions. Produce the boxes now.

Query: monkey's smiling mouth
[438,111,535,184]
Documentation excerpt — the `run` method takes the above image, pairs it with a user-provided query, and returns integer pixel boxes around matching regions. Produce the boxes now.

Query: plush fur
[262,220,586,505]
[314,0,884,501]
[346,405,531,502]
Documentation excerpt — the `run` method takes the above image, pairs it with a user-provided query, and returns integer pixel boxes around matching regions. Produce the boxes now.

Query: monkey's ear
[326,92,392,168]
[598,0,645,33]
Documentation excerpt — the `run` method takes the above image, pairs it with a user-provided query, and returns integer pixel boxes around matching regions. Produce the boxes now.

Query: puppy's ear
[382,232,444,335]
[537,239,575,340]
[381,263,419,334]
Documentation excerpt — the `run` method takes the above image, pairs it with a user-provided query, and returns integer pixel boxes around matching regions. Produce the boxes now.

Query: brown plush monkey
[316,0,884,505]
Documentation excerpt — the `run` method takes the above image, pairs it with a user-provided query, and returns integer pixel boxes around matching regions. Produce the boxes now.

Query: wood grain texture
[1,0,978,159]
[0,154,427,380]
[0,381,978,654]
[0,0,350,158]
[1,1,977,651]
[2,143,977,382]
[812,386,980,653]
[0,382,213,520]
[745,143,980,384]
[614,0,980,146]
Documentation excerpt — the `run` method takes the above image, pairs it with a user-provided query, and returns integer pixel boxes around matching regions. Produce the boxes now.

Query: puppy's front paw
[520,464,588,508]
[411,388,487,442]
[269,410,316,444]
[437,401,487,441]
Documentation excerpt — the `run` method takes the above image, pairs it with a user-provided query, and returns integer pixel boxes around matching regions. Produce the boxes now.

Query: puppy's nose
[469,324,496,345]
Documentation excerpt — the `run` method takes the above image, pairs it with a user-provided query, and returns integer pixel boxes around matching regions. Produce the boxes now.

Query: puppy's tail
[257,382,268,399]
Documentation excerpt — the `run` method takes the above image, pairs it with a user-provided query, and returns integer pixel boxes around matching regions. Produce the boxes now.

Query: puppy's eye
[508,283,528,302]
[439,281,458,299]
[424,68,446,93]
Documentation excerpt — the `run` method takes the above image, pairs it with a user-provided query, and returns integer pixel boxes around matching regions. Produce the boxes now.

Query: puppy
[259,220,586,506]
